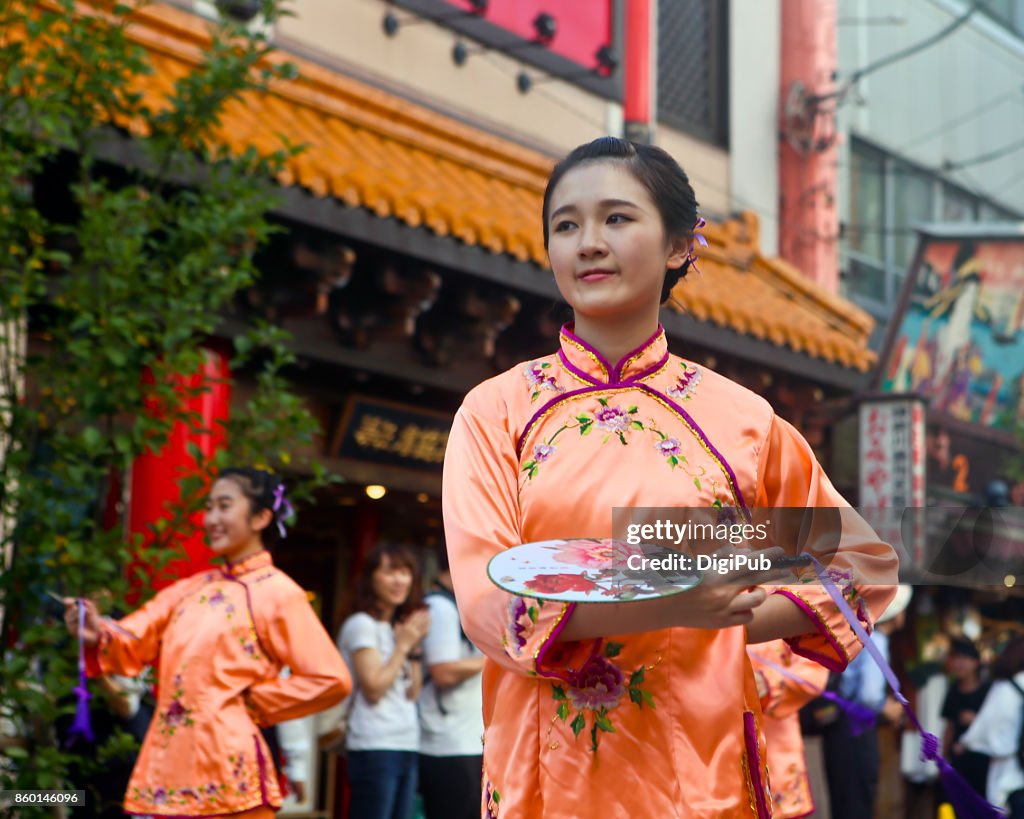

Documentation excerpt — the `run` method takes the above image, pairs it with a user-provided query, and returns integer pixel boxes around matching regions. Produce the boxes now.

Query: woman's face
[371,554,414,609]
[546,161,688,324]
[204,478,267,559]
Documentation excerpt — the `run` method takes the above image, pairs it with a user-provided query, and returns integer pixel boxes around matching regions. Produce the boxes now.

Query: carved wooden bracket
[416,287,521,367]
[328,262,441,349]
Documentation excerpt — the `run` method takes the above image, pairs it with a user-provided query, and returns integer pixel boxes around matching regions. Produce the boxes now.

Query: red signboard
[442,0,613,68]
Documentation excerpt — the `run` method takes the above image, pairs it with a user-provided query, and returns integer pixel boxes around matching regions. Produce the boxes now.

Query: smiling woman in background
[336,542,431,819]
[64,466,351,819]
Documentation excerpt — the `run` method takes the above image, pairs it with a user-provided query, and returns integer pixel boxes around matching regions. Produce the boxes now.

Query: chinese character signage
[859,396,927,557]
[329,396,452,471]
[859,397,927,510]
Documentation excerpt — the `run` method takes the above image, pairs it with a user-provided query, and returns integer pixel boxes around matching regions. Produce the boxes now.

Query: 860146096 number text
[0,790,85,805]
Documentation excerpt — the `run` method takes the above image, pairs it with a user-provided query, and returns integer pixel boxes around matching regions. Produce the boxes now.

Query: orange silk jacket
[750,640,831,818]
[442,324,897,818]
[86,550,350,817]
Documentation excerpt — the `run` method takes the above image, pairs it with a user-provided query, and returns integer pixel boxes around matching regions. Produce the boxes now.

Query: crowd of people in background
[810,593,1024,819]
[334,540,484,819]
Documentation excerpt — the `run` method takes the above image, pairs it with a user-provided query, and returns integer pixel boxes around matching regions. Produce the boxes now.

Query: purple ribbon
[66,600,94,746]
[272,483,294,539]
[687,217,708,273]
[806,556,1004,818]
[748,650,877,737]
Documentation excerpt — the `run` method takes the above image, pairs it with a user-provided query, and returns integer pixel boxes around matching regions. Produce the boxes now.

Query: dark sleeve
[940,687,958,722]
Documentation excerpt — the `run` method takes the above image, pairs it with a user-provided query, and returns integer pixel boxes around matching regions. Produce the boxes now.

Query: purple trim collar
[559,323,667,385]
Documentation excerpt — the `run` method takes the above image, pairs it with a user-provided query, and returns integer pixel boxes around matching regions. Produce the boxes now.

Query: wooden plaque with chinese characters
[327,395,454,472]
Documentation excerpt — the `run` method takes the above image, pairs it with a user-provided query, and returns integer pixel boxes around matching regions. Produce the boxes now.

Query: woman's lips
[578,269,616,282]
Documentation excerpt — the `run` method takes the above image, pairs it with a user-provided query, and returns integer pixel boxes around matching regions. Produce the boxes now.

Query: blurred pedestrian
[961,635,1024,816]
[277,713,314,806]
[63,466,351,819]
[941,636,991,800]
[418,539,484,819]
[337,542,430,819]
[823,584,912,819]
[900,632,949,819]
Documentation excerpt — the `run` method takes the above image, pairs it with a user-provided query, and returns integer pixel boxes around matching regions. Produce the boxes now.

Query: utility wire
[896,86,1024,152]
[474,51,802,238]
[827,156,1021,216]
[942,135,1024,171]
[830,1,983,106]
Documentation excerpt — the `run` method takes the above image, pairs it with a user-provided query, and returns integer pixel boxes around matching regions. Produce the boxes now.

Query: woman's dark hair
[352,542,423,624]
[542,136,700,303]
[991,635,1024,680]
[215,466,287,549]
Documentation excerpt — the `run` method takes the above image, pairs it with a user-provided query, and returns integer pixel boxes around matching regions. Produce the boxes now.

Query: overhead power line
[897,86,1024,152]
[839,2,982,94]
[942,135,1024,171]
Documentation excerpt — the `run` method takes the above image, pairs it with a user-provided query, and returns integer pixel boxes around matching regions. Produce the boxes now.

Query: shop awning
[58,2,877,374]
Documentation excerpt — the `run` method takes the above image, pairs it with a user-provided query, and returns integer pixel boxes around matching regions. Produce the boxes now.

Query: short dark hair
[215,466,286,548]
[948,637,980,661]
[992,635,1024,680]
[542,136,700,303]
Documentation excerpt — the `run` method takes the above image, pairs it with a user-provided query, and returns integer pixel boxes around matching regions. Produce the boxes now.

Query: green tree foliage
[0,0,329,807]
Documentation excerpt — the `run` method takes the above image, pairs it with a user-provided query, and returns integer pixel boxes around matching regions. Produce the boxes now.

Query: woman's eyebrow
[550,198,640,221]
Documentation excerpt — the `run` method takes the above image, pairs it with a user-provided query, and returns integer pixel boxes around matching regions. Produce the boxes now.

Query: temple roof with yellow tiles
[62,1,877,374]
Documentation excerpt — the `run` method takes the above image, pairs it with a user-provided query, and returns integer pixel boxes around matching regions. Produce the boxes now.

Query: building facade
[835,0,1024,332]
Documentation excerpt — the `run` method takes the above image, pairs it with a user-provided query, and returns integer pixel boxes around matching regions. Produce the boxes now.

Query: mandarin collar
[557,323,669,385]
[224,549,273,577]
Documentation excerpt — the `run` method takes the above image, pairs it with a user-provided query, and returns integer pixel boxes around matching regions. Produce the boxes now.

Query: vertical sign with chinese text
[859,397,927,562]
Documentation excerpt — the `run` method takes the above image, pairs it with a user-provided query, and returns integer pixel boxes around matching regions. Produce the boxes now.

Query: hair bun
[660,259,693,304]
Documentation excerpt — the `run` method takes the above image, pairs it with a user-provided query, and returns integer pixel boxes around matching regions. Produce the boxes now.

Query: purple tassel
[919,731,1005,819]
[272,483,295,539]
[807,557,1006,819]
[821,691,876,737]
[748,650,879,738]
[66,600,94,747]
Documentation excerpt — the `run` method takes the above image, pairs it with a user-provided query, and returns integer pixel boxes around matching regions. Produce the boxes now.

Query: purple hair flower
[272,482,295,539]
[687,216,707,273]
